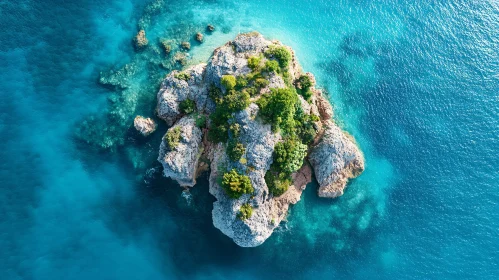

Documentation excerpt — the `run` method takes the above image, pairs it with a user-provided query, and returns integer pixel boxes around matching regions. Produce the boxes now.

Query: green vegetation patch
[174,71,191,81]
[179,98,196,114]
[257,87,299,134]
[265,138,306,197]
[247,56,262,71]
[208,83,250,143]
[193,113,206,128]
[265,171,291,197]
[236,75,248,89]
[227,140,246,162]
[265,46,292,68]
[273,138,307,175]
[296,75,313,100]
[237,203,253,220]
[294,105,319,145]
[221,75,237,90]
[264,60,280,73]
[165,126,182,150]
[222,169,254,199]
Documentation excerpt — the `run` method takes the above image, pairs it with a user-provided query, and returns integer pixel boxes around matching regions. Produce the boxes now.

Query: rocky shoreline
[143,32,364,247]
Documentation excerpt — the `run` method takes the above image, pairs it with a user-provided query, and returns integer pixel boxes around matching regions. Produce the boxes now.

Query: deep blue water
[1,0,498,279]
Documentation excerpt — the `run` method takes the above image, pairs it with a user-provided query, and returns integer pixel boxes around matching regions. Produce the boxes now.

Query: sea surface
[1,0,498,279]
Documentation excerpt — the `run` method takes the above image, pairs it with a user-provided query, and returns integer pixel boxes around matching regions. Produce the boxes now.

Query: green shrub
[247,56,261,71]
[264,171,291,197]
[246,71,263,82]
[221,75,237,90]
[209,84,224,105]
[254,78,269,89]
[236,75,248,89]
[165,127,182,150]
[225,90,250,112]
[227,140,246,161]
[229,123,240,137]
[237,203,253,220]
[179,99,196,114]
[208,86,250,143]
[297,75,314,100]
[300,89,313,101]
[294,106,318,144]
[194,114,206,128]
[208,124,228,143]
[222,169,254,199]
[282,70,293,87]
[264,60,280,73]
[174,72,191,81]
[296,124,316,145]
[273,138,307,175]
[265,46,292,68]
[257,87,298,134]
[298,75,313,89]
[242,87,258,97]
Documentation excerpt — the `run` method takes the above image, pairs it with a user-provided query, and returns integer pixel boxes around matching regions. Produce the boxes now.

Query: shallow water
[1,0,498,279]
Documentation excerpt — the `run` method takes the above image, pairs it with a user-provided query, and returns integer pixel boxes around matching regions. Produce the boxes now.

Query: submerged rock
[158,116,203,187]
[309,121,365,197]
[134,30,149,49]
[181,41,191,50]
[195,32,203,42]
[134,116,157,136]
[154,32,364,247]
[207,24,215,32]
[160,38,173,54]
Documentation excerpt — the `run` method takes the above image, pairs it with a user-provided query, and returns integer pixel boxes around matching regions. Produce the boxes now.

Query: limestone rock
[309,121,365,198]
[209,104,283,247]
[158,116,203,187]
[156,63,208,125]
[207,24,215,32]
[133,116,157,136]
[154,32,364,247]
[315,92,333,120]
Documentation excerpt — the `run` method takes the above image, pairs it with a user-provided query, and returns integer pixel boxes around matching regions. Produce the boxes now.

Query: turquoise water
[1,0,498,279]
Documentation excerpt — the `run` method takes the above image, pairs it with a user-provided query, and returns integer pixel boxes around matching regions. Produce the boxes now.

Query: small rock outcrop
[195,32,204,42]
[134,30,149,49]
[181,41,191,50]
[155,32,364,247]
[134,116,157,136]
[158,116,203,187]
[207,24,215,32]
[309,121,365,197]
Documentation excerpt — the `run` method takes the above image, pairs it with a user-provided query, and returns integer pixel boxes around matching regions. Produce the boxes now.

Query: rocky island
[152,32,364,247]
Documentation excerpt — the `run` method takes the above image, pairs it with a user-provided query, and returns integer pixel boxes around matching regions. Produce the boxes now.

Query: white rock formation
[158,116,203,187]
[309,120,365,197]
[156,64,208,125]
[133,115,157,136]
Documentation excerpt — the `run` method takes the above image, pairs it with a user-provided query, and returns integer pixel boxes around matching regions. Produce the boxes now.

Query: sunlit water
[1,0,498,279]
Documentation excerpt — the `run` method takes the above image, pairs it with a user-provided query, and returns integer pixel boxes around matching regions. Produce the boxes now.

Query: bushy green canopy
[257,87,299,134]
[237,203,253,220]
[221,75,237,90]
[222,169,254,199]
